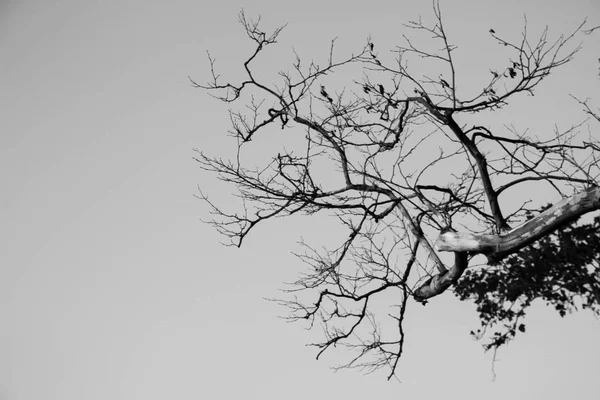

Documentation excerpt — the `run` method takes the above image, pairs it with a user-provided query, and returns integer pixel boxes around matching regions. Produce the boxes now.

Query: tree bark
[413,252,468,301]
[413,186,600,300]
[435,186,600,262]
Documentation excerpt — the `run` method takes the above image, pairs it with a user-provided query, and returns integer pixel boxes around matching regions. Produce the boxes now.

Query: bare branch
[196,8,599,377]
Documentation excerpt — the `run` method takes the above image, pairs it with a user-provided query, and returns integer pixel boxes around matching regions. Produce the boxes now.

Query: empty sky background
[1,0,599,399]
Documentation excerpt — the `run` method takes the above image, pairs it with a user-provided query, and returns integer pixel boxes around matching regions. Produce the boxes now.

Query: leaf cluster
[455,211,600,350]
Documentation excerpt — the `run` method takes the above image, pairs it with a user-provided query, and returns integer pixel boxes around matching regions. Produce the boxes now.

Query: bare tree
[193,3,600,379]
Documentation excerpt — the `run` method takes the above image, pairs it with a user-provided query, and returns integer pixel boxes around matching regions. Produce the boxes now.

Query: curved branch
[413,251,469,300]
[435,186,600,262]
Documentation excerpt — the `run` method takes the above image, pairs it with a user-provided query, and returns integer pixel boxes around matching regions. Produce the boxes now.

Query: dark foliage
[455,212,600,350]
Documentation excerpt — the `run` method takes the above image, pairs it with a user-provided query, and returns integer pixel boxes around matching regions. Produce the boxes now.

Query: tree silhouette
[193,3,600,379]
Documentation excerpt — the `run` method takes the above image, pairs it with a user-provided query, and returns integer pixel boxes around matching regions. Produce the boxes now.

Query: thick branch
[413,251,468,300]
[435,186,600,262]
[446,116,509,231]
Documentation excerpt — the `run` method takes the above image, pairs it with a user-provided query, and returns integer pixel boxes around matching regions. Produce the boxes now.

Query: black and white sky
[1,0,599,399]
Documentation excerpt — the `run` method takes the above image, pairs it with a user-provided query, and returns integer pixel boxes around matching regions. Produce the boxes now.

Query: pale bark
[414,186,600,300]
[413,252,468,301]
[436,186,600,260]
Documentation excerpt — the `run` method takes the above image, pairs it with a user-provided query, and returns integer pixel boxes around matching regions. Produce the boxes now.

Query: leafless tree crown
[194,4,600,378]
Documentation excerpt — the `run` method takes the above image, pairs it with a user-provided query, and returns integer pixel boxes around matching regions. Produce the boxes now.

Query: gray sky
[1,0,599,399]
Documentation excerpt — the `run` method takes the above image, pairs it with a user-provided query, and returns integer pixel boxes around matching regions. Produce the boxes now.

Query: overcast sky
[1,0,599,399]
